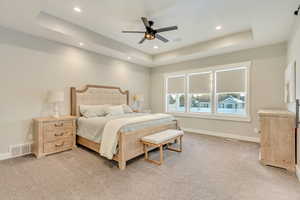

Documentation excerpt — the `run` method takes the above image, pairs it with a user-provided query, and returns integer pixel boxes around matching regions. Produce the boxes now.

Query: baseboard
[296,165,300,182]
[182,127,260,143]
[0,153,12,161]
[0,152,33,161]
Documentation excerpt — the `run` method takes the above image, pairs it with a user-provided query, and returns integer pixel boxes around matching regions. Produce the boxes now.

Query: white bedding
[77,113,175,144]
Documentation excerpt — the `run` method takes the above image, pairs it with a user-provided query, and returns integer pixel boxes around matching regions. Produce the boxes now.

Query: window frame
[187,71,213,114]
[165,74,187,113]
[164,61,251,122]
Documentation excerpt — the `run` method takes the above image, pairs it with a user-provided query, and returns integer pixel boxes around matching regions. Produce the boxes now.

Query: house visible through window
[188,72,212,113]
[165,62,250,120]
[215,68,247,115]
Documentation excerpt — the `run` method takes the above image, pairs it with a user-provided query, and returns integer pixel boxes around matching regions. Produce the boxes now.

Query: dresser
[32,116,77,158]
[258,110,296,171]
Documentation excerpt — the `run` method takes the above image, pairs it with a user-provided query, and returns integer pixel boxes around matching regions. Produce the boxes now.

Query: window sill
[166,112,251,122]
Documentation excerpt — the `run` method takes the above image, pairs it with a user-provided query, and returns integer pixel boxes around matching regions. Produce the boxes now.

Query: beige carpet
[0,133,299,200]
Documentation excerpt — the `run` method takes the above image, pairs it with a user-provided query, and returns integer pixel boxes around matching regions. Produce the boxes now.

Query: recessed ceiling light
[79,42,84,46]
[127,56,131,60]
[153,45,159,49]
[74,7,82,13]
[216,26,222,30]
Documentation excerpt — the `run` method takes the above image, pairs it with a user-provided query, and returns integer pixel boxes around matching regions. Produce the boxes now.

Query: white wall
[287,17,300,169]
[0,27,150,154]
[151,43,287,140]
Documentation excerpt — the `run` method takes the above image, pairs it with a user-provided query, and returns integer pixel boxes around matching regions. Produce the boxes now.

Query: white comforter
[99,113,173,159]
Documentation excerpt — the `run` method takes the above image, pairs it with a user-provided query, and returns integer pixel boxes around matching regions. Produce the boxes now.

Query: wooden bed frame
[70,85,178,169]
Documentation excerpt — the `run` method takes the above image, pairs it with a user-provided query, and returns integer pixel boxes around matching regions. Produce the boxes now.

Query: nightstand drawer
[44,137,73,154]
[43,120,73,131]
[44,129,74,142]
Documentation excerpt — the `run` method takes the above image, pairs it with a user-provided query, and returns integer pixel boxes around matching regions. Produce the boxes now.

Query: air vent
[9,143,32,157]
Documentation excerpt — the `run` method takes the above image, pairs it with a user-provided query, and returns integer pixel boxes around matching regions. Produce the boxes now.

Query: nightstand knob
[55,132,65,137]
[54,122,64,127]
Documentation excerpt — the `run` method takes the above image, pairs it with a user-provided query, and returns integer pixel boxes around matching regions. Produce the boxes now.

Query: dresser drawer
[43,120,73,131]
[44,128,74,142]
[44,137,73,154]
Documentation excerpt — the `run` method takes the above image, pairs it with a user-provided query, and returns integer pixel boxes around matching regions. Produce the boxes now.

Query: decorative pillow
[106,105,124,116]
[80,105,110,118]
[122,104,133,113]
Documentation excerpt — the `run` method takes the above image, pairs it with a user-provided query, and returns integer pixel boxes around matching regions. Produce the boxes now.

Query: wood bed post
[70,87,77,116]
[118,132,126,170]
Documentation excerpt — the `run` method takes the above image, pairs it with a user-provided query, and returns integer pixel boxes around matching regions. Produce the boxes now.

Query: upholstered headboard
[71,85,129,116]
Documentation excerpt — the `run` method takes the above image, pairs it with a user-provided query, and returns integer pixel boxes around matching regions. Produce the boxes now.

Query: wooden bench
[141,129,184,165]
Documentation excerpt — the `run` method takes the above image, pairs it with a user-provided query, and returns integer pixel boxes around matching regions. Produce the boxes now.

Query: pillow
[122,104,133,113]
[80,105,110,118]
[106,105,124,116]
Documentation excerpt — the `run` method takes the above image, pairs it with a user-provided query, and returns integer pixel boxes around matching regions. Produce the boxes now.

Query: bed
[70,85,179,169]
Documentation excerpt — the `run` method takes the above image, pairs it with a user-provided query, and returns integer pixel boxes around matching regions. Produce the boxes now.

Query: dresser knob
[55,132,65,137]
[55,142,64,147]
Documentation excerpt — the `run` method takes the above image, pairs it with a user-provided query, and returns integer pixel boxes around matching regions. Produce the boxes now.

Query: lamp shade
[48,90,64,103]
[134,94,144,102]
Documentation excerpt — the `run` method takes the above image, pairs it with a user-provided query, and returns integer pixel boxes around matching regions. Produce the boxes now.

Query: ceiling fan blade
[139,37,146,44]
[156,26,178,33]
[122,31,145,33]
[141,17,150,28]
[156,34,169,43]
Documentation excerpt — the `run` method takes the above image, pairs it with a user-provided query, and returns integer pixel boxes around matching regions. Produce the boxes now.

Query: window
[215,68,246,115]
[188,72,212,113]
[166,75,186,112]
[164,62,250,121]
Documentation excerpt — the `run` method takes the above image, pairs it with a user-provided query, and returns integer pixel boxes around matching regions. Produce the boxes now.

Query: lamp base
[52,112,60,118]
[52,103,60,118]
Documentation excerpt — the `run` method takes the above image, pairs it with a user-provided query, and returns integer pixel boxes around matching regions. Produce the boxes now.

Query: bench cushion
[142,129,184,144]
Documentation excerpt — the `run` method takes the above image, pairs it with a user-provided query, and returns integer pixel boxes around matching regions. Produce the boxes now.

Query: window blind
[189,73,211,94]
[216,68,246,93]
[167,76,185,93]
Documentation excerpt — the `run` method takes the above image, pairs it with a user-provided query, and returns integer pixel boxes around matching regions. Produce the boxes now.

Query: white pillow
[106,105,124,116]
[80,105,110,118]
[122,104,133,113]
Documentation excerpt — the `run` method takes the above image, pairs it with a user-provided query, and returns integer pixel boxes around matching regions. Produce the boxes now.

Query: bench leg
[143,143,163,165]
[159,145,163,164]
[143,143,149,160]
[166,136,183,152]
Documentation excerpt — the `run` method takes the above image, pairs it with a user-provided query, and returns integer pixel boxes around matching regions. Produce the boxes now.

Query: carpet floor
[0,133,299,200]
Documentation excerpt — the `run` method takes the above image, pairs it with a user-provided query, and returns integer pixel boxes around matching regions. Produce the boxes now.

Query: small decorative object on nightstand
[32,116,77,158]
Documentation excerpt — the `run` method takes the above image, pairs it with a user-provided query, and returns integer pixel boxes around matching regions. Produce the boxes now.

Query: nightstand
[32,116,77,158]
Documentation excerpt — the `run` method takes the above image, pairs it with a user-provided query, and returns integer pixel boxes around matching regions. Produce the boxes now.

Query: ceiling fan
[122,17,178,44]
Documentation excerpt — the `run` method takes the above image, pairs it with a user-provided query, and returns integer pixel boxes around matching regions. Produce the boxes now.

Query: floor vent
[9,143,32,157]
